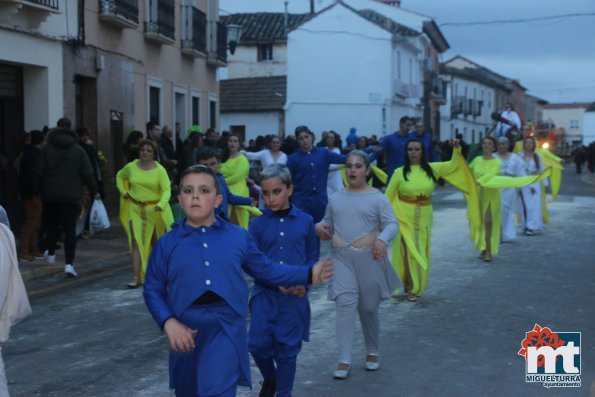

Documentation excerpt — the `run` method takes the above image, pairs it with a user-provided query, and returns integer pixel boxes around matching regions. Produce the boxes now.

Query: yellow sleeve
[431,146,461,178]
[385,168,400,203]
[222,156,249,185]
[476,159,501,185]
[116,163,131,195]
[479,167,552,189]
[156,165,172,209]
[538,148,563,201]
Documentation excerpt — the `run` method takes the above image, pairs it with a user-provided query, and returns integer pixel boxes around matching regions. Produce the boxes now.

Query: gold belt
[129,197,160,207]
[398,193,432,206]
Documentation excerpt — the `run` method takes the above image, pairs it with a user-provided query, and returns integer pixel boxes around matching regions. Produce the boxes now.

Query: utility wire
[440,12,595,27]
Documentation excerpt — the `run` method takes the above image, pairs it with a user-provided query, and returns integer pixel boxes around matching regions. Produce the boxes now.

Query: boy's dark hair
[196,146,220,162]
[179,165,220,194]
[57,117,72,129]
[294,125,311,138]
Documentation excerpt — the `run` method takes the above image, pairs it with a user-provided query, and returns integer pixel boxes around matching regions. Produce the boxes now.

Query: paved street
[3,170,595,397]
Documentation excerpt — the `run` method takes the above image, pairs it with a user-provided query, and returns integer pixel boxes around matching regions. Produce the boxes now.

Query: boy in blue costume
[248,164,318,397]
[195,146,255,221]
[286,125,346,223]
[143,165,332,397]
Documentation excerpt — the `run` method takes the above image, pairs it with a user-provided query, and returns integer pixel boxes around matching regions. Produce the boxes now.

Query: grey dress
[322,189,399,306]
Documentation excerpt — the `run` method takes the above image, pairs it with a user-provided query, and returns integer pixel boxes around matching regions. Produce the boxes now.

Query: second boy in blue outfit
[248,164,319,397]
[144,165,332,397]
[196,146,256,221]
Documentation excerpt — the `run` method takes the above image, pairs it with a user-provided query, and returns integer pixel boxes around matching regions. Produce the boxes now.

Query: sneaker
[365,354,380,371]
[64,264,78,277]
[333,363,351,379]
[43,250,56,264]
[524,229,534,236]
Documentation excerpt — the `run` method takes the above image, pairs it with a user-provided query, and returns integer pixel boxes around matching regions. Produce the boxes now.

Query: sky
[220,0,595,104]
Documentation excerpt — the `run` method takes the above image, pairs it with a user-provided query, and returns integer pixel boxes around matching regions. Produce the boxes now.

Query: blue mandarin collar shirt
[371,131,414,179]
[286,147,345,202]
[143,218,311,327]
[249,206,319,291]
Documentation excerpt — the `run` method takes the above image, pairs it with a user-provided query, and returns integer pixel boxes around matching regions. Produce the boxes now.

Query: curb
[20,251,130,282]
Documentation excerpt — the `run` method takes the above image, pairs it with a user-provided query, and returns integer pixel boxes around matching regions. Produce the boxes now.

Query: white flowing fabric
[495,153,525,241]
[0,223,32,397]
[326,147,344,197]
[517,151,547,232]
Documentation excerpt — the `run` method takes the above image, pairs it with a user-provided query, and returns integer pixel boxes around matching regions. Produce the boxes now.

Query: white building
[285,0,447,139]
[584,103,595,145]
[438,55,534,144]
[542,103,592,145]
[220,0,448,142]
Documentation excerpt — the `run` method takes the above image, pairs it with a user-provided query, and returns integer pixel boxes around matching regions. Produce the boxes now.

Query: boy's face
[178,172,222,227]
[261,177,293,212]
[296,131,313,152]
[198,157,219,174]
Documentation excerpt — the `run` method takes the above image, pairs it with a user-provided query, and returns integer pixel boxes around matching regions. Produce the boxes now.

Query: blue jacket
[286,147,345,221]
[370,131,414,180]
[143,218,311,327]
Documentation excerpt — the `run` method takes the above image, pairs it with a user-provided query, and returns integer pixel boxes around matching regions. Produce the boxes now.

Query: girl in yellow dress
[220,133,251,229]
[470,137,551,262]
[116,140,174,287]
[385,139,478,301]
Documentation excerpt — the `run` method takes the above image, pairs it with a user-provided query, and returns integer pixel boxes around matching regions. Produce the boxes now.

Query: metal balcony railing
[215,21,227,64]
[24,0,59,10]
[99,0,138,24]
[181,5,206,55]
[145,0,175,41]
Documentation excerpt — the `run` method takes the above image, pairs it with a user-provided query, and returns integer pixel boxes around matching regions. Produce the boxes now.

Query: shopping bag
[89,199,110,234]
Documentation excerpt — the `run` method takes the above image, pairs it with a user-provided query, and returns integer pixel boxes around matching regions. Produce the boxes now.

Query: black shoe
[259,379,276,397]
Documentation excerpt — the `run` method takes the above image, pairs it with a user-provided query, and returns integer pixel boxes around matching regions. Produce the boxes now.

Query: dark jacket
[18,144,41,199]
[32,128,97,204]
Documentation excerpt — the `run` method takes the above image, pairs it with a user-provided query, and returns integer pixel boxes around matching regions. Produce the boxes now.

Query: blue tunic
[286,147,345,223]
[216,173,252,220]
[143,218,311,390]
[249,206,318,340]
[370,131,413,180]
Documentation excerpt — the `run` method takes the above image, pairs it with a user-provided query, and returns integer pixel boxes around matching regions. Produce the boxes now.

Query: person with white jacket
[0,205,32,397]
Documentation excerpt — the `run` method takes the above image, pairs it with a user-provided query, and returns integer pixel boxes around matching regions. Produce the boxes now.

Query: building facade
[542,103,592,145]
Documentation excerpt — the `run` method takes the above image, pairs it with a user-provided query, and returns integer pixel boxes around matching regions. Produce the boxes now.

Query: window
[570,120,579,129]
[192,96,200,126]
[258,44,273,61]
[209,100,217,129]
[149,86,160,124]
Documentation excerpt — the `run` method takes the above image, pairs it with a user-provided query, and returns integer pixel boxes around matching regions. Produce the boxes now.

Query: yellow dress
[385,147,478,296]
[116,160,174,281]
[470,156,552,255]
[220,154,250,229]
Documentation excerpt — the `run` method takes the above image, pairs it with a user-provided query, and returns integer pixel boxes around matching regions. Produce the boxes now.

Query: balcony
[144,0,175,45]
[98,0,138,29]
[181,5,206,58]
[207,21,227,66]
[0,0,59,28]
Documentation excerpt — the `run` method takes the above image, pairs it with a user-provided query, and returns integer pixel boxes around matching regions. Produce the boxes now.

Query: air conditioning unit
[394,79,408,98]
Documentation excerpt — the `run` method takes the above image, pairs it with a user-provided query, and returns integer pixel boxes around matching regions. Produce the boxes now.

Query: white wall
[224,44,287,79]
[582,111,595,145]
[221,111,281,142]
[542,107,586,142]
[0,29,63,129]
[286,4,393,140]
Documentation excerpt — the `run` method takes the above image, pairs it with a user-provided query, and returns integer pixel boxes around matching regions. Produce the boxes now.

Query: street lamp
[226,24,242,55]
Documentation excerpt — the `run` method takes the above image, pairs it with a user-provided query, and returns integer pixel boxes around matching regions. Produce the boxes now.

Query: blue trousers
[249,291,308,397]
[169,302,244,397]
